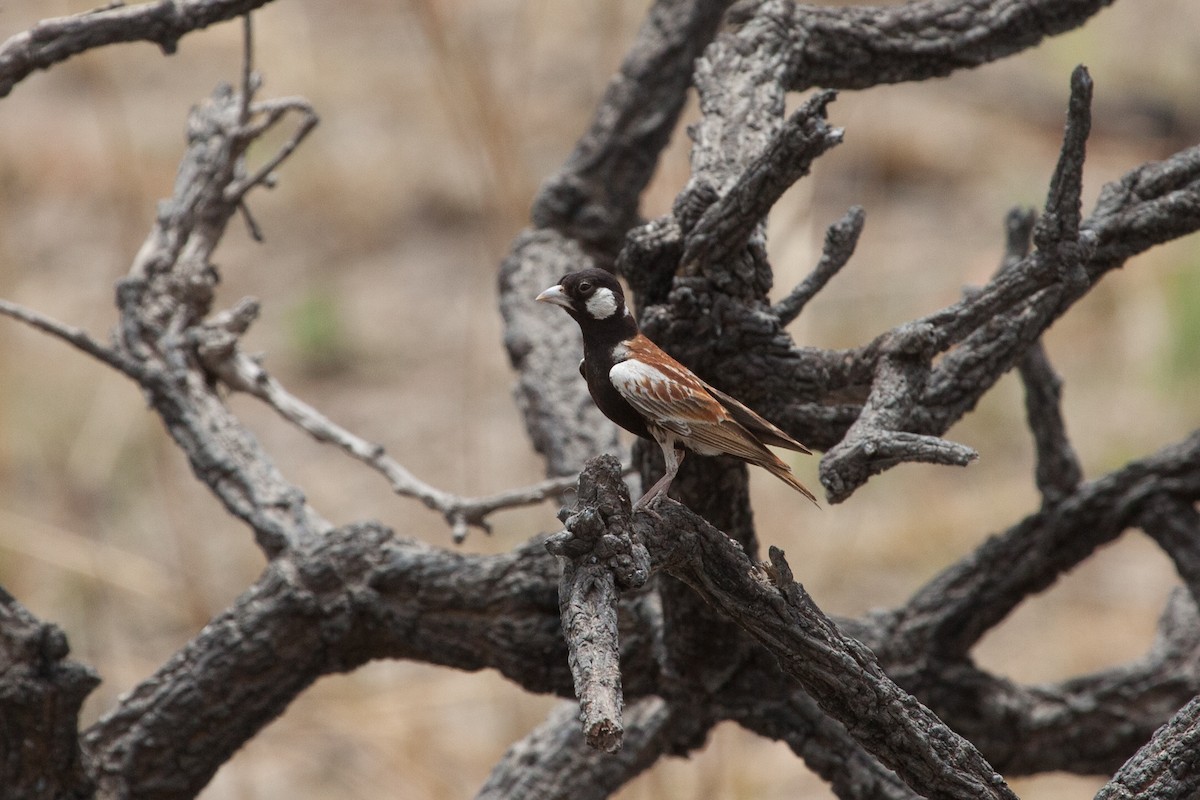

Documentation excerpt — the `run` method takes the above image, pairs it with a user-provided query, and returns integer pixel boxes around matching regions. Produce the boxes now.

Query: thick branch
[546,455,651,752]
[1096,691,1200,800]
[532,0,734,260]
[884,430,1200,663]
[720,660,920,800]
[477,698,709,800]
[769,0,1117,91]
[1141,495,1200,606]
[546,459,1013,798]
[627,485,1016,799]
[0,588,99,799]
[83,525,570,800]
[680,90,843,280]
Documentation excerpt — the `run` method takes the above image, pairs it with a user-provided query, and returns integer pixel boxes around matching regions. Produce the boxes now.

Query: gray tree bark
[0,0,1198,799]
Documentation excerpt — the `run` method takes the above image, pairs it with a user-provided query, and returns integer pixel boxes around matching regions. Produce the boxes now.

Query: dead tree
[1,1,1198,798]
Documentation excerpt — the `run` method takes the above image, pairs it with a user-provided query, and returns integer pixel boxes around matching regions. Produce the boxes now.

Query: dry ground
[0,1,1198,798]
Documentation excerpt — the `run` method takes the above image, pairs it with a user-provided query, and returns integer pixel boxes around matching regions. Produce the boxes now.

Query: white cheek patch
[585,287,619,319]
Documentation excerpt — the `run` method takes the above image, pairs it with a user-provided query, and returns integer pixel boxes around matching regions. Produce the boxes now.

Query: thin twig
[0,298,144,380]
[223,98,319,204]
[193,304,579,540]
[237,13,254,126]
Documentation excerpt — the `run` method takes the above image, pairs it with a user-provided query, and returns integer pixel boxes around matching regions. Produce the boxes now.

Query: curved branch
[110,80,328,555]
[532,0,734,260]
[83,525,571,800]
[883,430,1200,662]
[477,698,708,800]
[772,205,866,326]
[680,90,844,279]
[767,0,1117,91]
[0,0,277,98]
[195,298,578,542]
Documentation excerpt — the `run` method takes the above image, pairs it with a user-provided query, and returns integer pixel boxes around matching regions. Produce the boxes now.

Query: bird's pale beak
[535,285,572,309]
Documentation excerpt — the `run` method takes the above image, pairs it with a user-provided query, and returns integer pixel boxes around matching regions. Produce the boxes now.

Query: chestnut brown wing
[608,357,779,463]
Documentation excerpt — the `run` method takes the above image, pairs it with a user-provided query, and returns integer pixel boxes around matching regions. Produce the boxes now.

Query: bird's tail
[758,453,819,506]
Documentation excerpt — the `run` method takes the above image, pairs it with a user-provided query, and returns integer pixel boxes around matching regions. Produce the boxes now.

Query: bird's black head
[536,269,635,333]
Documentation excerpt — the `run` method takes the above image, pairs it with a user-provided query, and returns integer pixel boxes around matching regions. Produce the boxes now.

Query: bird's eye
[577,280,592,294]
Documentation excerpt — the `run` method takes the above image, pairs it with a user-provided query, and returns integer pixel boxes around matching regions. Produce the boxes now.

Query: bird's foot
[632,489,668,517]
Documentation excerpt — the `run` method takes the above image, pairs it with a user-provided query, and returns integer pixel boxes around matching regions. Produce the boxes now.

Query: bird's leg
[634,444,683,509]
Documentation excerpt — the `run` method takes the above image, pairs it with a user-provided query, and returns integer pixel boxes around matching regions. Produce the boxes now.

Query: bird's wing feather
[609,336,818,504]
[608,357,715,435]
[700,381,812,454]
[609,357,778,463]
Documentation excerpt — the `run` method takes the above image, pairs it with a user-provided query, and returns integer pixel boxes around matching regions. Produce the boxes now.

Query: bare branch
[236,12,255,126]
[998,206,1038,276]
[991,205,1087,503]
[84,525,571,799]
[769,0,1117,91]
[111,83,330,554]
[222,97,318,204]
[885,430,1200,662]
[1095,687,1200,800]
[719,662,921,800]
[823,429,979,503]
[0,588,99,799]
[1033,64,1093,292]
[546,455,651,752]
[680,90,844,281]
[1018,342,1083,503]
[5,0,1198,795]
[0,297,143,380]
[0,0,278,98]
[531,0,734,261]
[477,698,705,800]
[193,298,578,541]
[773,205,865,326]
[1141,495,1200,606]
[610,462,1017,799]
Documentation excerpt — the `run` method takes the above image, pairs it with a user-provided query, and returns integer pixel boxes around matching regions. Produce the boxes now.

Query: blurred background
[0,1,1198,797]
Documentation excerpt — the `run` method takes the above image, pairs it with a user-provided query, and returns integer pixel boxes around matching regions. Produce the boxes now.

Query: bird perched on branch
[536,268,817,508]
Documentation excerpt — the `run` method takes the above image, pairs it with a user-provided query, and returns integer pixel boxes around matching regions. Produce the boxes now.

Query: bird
[536,268,817,508]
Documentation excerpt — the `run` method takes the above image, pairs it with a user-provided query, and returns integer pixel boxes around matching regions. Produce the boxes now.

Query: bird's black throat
[576,313,651,440]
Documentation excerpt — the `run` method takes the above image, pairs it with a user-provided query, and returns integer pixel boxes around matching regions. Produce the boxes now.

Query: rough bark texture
[1,0,1198,799]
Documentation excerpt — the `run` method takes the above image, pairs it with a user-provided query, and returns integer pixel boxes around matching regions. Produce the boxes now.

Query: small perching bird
[536,268,817,508]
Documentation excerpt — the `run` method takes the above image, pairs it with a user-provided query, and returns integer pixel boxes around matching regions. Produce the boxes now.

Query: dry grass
[0,1,1197,797]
